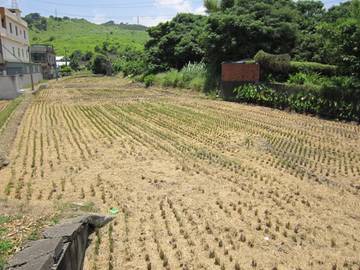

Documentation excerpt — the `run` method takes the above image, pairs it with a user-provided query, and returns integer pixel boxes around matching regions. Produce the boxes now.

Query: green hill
[26,14,149,56]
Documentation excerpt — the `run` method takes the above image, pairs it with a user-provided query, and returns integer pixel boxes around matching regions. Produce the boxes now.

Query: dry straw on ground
[1,75,360,270]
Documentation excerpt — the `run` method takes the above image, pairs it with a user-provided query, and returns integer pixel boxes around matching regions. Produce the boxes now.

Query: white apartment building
[0,7,30,74]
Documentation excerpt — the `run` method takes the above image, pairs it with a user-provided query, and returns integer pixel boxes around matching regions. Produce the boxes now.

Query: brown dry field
[1,75,360,270]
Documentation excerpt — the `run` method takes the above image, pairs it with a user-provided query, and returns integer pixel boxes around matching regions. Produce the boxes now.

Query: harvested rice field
[1,75,360,270]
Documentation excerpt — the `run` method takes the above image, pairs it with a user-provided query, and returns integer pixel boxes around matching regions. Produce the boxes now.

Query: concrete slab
[6,238,63,270]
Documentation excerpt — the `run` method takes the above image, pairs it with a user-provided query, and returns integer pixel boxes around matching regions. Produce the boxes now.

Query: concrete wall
[0,73,43,99]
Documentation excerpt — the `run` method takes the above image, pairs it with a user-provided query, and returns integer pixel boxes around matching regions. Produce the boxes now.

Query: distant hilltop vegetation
[101,20,147,31]
[24,13,149,55]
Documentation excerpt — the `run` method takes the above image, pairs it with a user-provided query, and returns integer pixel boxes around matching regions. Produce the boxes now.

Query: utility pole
[28,48,34,91]
[55,8,58,18]
[64,48,68,66]
[30,64,34,91]
[137,16,140,25]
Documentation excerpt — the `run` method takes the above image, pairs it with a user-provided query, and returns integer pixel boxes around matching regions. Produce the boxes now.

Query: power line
[36,0,157,8]
[11,0,18,9]
[35,0,203,7]
[40,8,175,19]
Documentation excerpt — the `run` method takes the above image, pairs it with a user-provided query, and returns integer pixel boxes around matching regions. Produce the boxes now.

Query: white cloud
[137,16,171,27]
[155,0,192,12]
[193,5,207,15]
[92,12,108,24]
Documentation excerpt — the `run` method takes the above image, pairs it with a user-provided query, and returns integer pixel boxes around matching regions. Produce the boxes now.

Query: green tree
[69,50,82,71]
[91,54,113,75]
[352,0,360,22]
[24,13,48,31]
[204,0,220,12]
[145,13,207,73]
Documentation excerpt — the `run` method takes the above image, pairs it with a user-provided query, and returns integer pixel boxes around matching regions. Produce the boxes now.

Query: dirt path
[0,75,360,270]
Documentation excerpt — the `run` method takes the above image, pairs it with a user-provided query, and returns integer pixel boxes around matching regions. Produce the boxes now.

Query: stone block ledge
[6,214,113,270]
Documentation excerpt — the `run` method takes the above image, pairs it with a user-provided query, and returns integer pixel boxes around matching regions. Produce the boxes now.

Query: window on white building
[15,26,18,36]
[9,22,13,33]
[18,48,20,57]
[22,48,24,58]
[1,17,5,28]
[12,47,15,56]
[24,30,27,39]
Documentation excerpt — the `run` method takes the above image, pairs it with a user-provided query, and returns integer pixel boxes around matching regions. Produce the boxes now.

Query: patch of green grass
[0,240,14,269]
[0,216,11,225]
[0,241,13,253]
[0,228,7,237]
[30,18,149,55]
[0,257,6,270]
[0,96,24,131]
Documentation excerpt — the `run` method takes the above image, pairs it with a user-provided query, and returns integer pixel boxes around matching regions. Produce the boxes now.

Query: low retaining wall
[221,63,260,100]
[0,73,43,100]
[6,215,113,270]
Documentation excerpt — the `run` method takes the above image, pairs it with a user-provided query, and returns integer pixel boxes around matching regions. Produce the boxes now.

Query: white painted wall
[0,8,30,63]
[1,38,29,62]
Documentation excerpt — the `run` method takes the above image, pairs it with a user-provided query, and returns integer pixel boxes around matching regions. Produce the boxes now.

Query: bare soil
[1,75,360,270]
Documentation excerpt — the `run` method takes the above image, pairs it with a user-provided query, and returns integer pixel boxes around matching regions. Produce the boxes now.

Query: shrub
[233,82,360,121]
[143,74,155,88]
[181,62,206,81]
[91,54,113,75]
[151,62,207,90]
[189,76,205,91]
[114,60,142,77]
[290,61,338,76]
[287,72,326,89]
[161,70,182,87]
[254,50,291,79]
[60,65,72,76]
[69,58,80,71]
[113,48,146,77]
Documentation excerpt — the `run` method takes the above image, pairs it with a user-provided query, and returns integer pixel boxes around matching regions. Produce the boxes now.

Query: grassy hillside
[29,17,149,55]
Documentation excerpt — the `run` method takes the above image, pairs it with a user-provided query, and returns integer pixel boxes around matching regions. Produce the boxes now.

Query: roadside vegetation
[86,0,360,122]
[0,215,14,270]
[0,97,24,132]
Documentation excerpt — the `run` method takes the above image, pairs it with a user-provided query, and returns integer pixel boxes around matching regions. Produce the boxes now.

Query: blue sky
[0,0,347,26]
